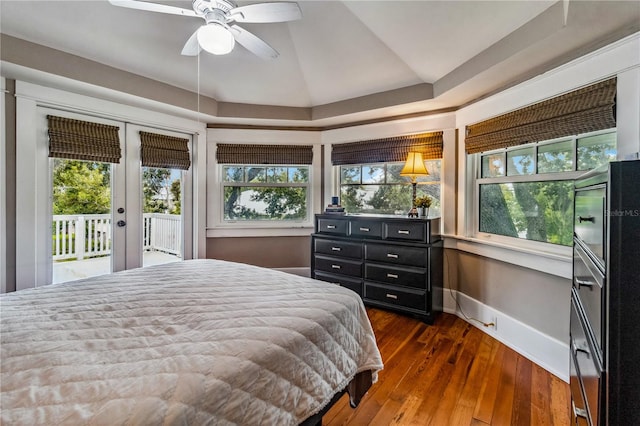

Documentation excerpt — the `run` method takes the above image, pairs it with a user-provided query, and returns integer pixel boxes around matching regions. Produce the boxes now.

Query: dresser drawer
[571,294,602,426]
[365,263,426,289]
[317,218,348,235]
[384,221,426,242]
[570,345,591,426]
[314,255,362,277]
[314,271,363,296]
[350,219,383,238]
[365,243,427,268]
[364,283,426,311]
[574,186,605,265]
[314,238,362,259]
[573,243,604,355]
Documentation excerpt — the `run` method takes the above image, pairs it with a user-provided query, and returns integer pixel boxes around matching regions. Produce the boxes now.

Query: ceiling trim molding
[207,106,457,132]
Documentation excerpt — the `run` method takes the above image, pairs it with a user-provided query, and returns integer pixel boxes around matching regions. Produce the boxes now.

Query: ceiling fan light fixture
[197,23,235,55]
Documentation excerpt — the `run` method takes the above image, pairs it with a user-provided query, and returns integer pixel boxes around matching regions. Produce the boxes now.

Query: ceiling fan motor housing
[193,0,237,16]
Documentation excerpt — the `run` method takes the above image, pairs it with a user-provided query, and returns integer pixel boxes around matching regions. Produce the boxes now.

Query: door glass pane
[142,167,182,267]
[51,159,112,283]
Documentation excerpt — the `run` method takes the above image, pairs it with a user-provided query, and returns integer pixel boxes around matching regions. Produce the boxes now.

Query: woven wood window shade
[140,131,191,170]
[47,115,121,163]
[331,132,443,165]
[465,78,617,154]
[216,144,313,165]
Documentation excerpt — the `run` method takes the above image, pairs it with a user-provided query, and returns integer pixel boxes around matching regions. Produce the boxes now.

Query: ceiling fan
[108,0,302,59]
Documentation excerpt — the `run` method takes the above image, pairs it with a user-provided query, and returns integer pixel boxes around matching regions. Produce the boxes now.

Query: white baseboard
[443,288,569,383]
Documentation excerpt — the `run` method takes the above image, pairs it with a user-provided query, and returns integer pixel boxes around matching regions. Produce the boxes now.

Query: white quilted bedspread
[1,259,383,425]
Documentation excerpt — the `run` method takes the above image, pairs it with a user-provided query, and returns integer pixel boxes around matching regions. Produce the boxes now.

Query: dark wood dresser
[311,214,443,324]
[571,160,640,425]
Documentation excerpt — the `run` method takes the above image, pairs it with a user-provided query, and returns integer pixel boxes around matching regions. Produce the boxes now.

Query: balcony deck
[53,251,180,284]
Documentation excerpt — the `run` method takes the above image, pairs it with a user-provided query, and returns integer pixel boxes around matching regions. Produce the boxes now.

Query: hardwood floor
[324,308,570,426]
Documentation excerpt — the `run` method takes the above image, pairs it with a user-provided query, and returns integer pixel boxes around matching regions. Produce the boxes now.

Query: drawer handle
[359,227,370,232]
[331,264,341,269]
[572,401,588,419]
[578,216,595,223]
[387,273,398,279]
[574,342,590,356]
[331,247,342,251]
[575,278,595,289]
[386,253,398,259]
[398,230,410,235]
[326,225,336,229]
[386,293,398,300]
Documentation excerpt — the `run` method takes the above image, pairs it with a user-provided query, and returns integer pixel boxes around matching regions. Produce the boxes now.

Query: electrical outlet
[484,316,497,330]
[488,316,497,330]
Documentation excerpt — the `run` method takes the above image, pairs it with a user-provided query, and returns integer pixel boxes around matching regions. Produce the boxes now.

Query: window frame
[472,128,615,253]
[336,159,442,216]
[220,164,311,223]
[207,142,321,237]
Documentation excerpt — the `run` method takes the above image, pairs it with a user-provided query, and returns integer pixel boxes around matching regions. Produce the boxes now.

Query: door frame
[14,80,206,289]
[125,123,193,270]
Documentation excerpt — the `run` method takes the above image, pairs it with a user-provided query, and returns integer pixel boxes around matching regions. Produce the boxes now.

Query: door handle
[117,220,126,227]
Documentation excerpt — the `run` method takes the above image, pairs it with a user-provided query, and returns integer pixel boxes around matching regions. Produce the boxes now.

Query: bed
[0,259,383,425]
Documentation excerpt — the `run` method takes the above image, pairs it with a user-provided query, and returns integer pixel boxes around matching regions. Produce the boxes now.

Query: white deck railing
[52,213,181,261]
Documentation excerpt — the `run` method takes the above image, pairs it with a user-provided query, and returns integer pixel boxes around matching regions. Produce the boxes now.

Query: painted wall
[207,236,310,269]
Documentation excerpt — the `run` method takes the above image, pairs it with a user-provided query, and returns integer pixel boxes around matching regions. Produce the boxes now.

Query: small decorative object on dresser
[415,195,432,217]
[311,214,443,324]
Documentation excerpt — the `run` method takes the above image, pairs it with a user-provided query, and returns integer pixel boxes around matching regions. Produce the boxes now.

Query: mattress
[0,259,383,425]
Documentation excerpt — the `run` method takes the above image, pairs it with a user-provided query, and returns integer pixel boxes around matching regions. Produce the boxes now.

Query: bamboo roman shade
[47,115,121,163]
[465,77,617,154]
[140,131,191,170]
[331,132,443,165]
[216,144,313,165]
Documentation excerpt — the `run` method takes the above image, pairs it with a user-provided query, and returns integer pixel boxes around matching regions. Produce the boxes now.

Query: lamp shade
[400,152,429,179]
[198,23,235,55]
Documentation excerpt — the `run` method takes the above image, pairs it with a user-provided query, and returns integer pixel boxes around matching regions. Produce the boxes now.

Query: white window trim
[1,77,6,293]
[206,142,321,238]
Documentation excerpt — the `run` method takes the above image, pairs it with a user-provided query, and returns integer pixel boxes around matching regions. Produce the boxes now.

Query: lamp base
[407,207,419,218]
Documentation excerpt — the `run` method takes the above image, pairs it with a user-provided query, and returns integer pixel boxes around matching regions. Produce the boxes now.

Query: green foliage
[143,168,171,213]
[480,181,573,246]
[340,186,364,212]
[368,185,411,213]
[53,160,111,215]
[170,180,181,215]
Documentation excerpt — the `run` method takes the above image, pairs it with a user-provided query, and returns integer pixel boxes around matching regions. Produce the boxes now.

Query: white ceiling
[1,1,639,126]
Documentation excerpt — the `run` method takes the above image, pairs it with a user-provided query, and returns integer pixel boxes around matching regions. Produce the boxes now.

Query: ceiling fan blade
[229,25,279,59]
[229,2,302,23]
[108,0,198,17]
[181,29,202,56]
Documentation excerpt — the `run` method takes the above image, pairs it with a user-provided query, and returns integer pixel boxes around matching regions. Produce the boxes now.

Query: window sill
[442,234,572,279]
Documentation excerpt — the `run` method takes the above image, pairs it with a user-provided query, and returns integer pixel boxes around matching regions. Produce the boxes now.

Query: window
[222,165,309,221]
[476,130,616,246]
[339,160,441,215]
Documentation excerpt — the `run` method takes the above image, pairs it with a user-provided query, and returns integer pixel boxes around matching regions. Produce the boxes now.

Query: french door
[46,109,192,285]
